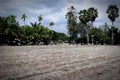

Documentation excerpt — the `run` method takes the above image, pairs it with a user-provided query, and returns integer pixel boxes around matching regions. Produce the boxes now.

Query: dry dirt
[0,45,120,80]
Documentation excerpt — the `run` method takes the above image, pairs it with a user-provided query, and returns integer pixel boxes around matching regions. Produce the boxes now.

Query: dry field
[0,45,120,80]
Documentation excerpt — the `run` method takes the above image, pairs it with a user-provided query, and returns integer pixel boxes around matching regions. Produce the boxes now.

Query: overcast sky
[0,0,120,34]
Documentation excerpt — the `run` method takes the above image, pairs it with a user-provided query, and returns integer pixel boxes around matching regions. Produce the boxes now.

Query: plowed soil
[0,45,120,80]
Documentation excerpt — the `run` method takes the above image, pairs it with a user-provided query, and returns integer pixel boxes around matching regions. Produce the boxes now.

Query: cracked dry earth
[0,45,120,80]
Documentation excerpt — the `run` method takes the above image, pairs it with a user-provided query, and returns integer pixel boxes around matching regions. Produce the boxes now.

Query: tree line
[66,5,120,45]
[0,5,120,45]
[0,14,68,45]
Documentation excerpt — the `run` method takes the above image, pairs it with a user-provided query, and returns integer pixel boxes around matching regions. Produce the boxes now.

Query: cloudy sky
[0,0,120,34]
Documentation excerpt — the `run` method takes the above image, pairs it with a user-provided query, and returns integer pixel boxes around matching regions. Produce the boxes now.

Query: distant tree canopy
[0,15,68,45]
[0,5,120,45]
[66,5,119,45]
[106,5,119,44]
[49,22,55,29]
[21,13,28,25]
[66,6,78,44]
[66,6,98,44]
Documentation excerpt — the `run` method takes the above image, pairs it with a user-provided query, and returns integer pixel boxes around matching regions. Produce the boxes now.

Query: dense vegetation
[0,15,68,45]
[0,5,120,45]
[66,5,120,45]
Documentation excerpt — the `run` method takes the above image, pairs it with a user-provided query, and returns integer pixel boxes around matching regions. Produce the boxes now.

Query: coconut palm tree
[0,16,9,44]
[30,22,40,28]
[7,15,17,24]
[21,13,28,25]
[49,22,54,29]
[106,5,119,44]
[4,23,19,45]
[49,22,54,44]
[0,17,8,32]
[38,15,42,24]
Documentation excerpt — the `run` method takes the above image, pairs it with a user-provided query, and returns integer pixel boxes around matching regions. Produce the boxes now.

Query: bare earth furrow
[0,45,120,80]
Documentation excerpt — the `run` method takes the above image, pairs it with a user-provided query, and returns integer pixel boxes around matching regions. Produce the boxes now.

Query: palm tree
[21,13,28,25]
[0,16,9,44]
[88,7,98,25]
[4,23,19,45]
[66,6,78,44]
[106,5,119,44]
[79,9,89,24]
[49,22,55,44]
[30,22,41,34]
[30,22,40,28]
[79,9,90,44]
[7,15,17,24]
[38,15,42,24]
[87,7,98,44]
[49,22,54,29]
[0,17,8,32]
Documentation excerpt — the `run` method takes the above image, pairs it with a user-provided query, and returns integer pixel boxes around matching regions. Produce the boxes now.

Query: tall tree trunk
[111,31,114,45]
[85,25,89,45]
[91,35,94,45]
[111,22,114,45]
[86,31,89,45]
[24,20,25,25]
[69,33,72,45]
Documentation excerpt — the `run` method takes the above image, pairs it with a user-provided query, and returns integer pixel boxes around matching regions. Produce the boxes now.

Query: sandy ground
[0,45,120,80]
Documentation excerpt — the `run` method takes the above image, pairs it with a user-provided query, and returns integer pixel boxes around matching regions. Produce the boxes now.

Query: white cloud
[0,0,120,34]
[64,0,120,27]
[43,5,67,26]
[44,13,60,23]
[23,6,51,16]
[53,23,68,34]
